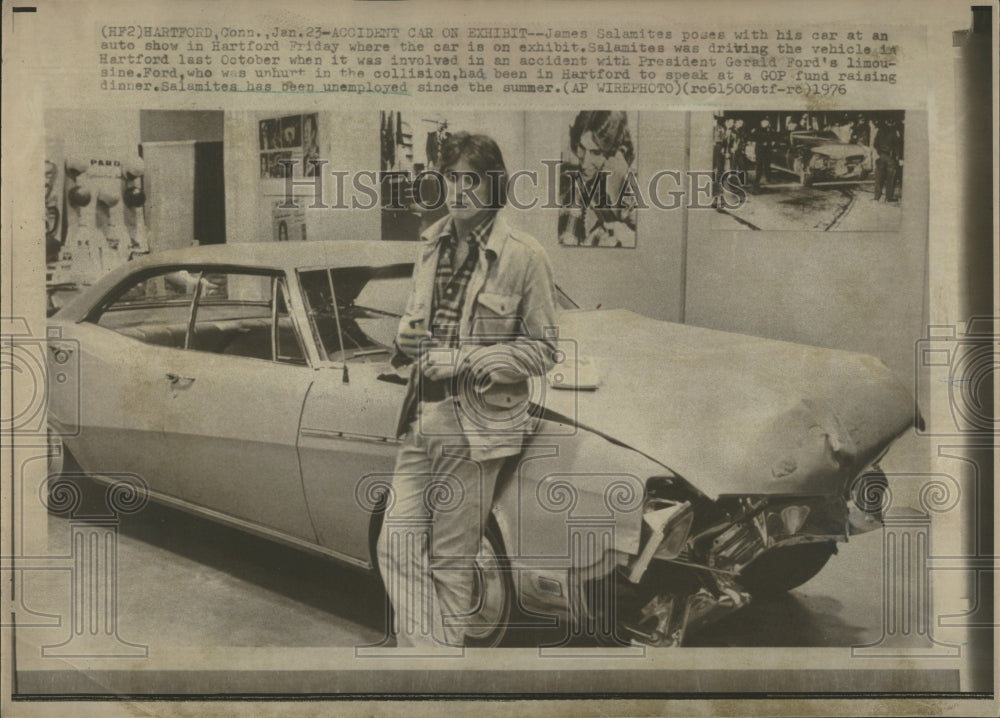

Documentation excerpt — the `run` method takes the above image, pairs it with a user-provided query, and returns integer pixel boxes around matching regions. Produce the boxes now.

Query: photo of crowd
[710,110,905,232]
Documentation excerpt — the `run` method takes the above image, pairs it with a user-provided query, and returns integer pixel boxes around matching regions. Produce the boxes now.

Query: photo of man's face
[577,131,607,181]
[558,110,638,249]
[443,157,492,221]
[303,116,316,147]
[280,116,301,148]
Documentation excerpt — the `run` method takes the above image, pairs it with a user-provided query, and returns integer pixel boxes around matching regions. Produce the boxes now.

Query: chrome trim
[300,427,400,446]
[85,473,372,571]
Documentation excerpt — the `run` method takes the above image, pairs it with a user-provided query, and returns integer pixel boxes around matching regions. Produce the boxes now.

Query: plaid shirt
[430,214,495,349]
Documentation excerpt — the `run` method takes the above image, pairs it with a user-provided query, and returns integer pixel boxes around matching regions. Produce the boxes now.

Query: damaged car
[771,130,875,186]
[46,240,915,647]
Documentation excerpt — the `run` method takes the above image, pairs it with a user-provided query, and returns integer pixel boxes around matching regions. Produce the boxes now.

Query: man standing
[378,132,558,648]
[851,113,872,147]
[750,117,775,190]
[731,118,748,178]
[872,118,902,203]
[711,114,728,202]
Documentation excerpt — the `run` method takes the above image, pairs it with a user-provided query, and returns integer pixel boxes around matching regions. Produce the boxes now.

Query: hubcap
[463,535,508,642]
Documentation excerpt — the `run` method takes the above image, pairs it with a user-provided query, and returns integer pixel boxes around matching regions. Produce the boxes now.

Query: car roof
[53,240,420,322]
[135,240,420,271]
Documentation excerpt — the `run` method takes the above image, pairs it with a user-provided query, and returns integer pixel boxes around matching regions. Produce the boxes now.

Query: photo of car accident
[32,107,948,674]
[709,110,905,231]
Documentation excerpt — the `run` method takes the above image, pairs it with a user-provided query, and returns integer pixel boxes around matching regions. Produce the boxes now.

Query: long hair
[569,111,634,167]
[437,132,509,210]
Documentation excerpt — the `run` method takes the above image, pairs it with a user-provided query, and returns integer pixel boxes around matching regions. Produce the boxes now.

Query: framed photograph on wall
[557,110,638,248]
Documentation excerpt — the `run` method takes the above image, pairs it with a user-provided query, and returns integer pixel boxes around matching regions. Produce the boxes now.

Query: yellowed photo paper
[2,1,996,716]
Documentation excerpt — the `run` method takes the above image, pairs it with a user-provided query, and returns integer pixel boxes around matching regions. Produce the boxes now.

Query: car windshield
[298,264,411,362]
[298,262,579,362]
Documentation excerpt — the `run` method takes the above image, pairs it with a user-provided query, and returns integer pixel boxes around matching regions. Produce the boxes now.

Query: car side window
[92,268,307,365]
[93,269,204,339]
[299,266,408,363]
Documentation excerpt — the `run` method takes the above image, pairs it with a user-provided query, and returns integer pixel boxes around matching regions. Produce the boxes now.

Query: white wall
[684,112,928,382]
[222,109,927,380]
[519,111,687,320]
[45,109,140,160]
[226,110,383,246]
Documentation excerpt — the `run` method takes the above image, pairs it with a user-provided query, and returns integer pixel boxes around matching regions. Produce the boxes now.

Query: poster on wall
[379,110,451,241]
[272,199,307,242]
[557,110,638,248]
[708,109,905,232]
[259,113,319,178]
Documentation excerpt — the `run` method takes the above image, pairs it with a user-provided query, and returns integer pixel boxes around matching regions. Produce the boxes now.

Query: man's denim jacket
[393,212,560,456]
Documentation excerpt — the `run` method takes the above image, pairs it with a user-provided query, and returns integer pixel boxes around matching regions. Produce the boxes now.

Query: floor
[712,180,904,232]
[10,428,973,696]
[19,472,891,652]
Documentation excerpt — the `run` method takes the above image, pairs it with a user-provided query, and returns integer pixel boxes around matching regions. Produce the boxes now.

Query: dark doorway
[194,141,226,245]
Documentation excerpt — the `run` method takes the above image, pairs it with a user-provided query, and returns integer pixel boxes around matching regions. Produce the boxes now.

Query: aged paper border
[2,0,997,716]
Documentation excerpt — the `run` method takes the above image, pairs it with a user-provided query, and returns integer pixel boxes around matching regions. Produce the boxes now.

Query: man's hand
[422,359,456,381]
[421,345,478,382]
[424,345,533,385]
[397,319,431,359]
[421,346,459,381]
[586,225,611,246]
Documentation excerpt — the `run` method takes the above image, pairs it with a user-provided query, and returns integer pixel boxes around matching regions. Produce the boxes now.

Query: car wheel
[371,515,516,647]
[463,520,515,647]
[737,541,837,596]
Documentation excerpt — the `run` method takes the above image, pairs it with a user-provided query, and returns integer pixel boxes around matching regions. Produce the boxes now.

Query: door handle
[166,373,196,389]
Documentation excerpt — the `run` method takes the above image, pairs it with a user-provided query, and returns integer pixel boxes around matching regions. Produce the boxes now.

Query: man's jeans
[377,398,505,647]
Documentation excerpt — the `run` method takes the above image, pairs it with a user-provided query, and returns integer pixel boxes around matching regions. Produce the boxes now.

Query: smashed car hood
[539,310,914,498]
[812,143,868,160]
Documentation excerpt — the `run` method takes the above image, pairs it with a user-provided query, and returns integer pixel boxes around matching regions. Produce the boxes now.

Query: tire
[737,542,837,596]
[463,519,515,647]
[372,514,516,648]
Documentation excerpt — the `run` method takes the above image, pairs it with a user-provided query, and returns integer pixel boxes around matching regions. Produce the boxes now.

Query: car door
[155,269,318,542]
[294,264,411,567]
[297,362,404,567]
[66,267,205,498]
[56,322,185,493]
